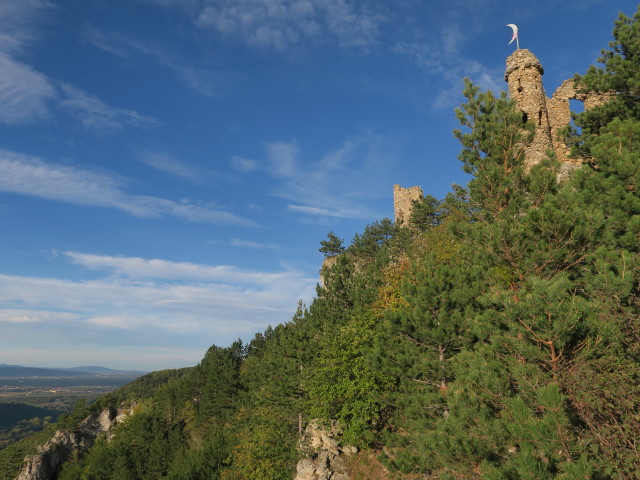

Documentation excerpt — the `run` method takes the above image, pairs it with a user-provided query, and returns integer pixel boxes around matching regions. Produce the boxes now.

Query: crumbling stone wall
[505,49,554,168]
[548,78,614,165]
[505,49,612,170]
[393,184,423,226]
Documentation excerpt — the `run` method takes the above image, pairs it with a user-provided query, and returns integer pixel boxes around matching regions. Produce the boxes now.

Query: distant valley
[0,364,146,450]
[0,364,145,377]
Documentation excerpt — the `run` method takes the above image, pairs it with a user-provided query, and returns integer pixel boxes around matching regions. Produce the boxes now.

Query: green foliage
[319,230,345,256]
[573,117,640,252]
[222,406,298,480]
[305,311,394,445]
[573,6,640,142]
[348,218,397,261]
[0,423,57,479]
[376,251,481,473]
[408,194,441,232]
[0,404,61,450]
[454,77,535,219]
[11,10,640,480]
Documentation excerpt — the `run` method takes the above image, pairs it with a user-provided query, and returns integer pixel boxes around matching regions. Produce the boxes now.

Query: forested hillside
[4,7,640,480]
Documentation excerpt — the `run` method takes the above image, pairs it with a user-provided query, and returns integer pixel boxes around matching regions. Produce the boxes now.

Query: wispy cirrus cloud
[0,309,76,324]
[138,151,217,184]
[0,53,56,124]
[287,204,361,218]
[393,22,502,109]
[0,0,53,55]
[230,238,279,250]
[0,0,56,124]
[267,141,299,177]
[63,251,295,284]
[0,149,256,226]
[0,5,160,129]
[231,156,258,174]
[58,83,160,132]
[83,23,128,57]
[262,132,397,220]
[84,24,224,97]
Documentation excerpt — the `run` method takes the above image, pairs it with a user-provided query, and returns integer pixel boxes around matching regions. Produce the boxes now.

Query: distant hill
[0,365,145,377]
[60,366,145,375]
[0,365,89,377]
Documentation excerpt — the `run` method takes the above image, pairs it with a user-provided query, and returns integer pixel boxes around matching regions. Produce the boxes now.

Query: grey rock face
[294,420,356,480]
[14,405,135,480]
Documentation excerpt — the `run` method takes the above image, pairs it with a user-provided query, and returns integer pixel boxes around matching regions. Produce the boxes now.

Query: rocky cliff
[294,421,358,480]
[14,405,135,480]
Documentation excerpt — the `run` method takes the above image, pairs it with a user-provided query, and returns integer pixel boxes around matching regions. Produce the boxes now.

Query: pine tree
[319,230,345,256]
[572,6,640,145]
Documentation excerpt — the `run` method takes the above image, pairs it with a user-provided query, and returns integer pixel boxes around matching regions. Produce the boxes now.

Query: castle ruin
[505,48,611,170]
[394,48,612,223]
[393,184,423,227]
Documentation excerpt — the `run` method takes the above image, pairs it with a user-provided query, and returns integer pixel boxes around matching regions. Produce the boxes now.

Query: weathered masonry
[394,48,612,221]
[505,48,611,171]
[393,184,423,227]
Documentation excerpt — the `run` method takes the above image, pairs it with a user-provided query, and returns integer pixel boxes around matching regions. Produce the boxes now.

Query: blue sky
[0,0,637,371]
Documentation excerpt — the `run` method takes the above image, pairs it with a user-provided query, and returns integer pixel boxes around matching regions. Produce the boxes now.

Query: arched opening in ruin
[569,98,584,114]
[569,99,585,134]
[521,111,528,124]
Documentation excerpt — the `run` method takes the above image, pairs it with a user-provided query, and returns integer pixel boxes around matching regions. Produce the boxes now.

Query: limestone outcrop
[294,421,357,480]
[319,255,338,288]
[14,405,135,480]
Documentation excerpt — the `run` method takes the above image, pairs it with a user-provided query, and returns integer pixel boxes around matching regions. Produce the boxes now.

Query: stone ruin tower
[392,50,612,226]
[505,48,612,171]
[393,184,423,226]
[505,49,554,168]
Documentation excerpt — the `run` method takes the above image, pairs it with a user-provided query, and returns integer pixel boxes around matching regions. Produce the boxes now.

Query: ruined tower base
[393,184,423,226]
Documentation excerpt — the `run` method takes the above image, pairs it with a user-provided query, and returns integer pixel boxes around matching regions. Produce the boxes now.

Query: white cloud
[0,252,318,346]
[0,149,256,226]
[58,83,160,132]
[0,149,128,206]
[83,24,127,57]
[262,132,396,220]
[86,315,139,331]
[138,151,212,183]
[0,0,53,55]
[267,141,299,177]
[84,25,222,97]
[287,204,360,218]
[152,0,383,51]
[63,252,299,285]
[231,155,258,173]
[230,239,279,250]
[0,53,56,124]
[0,3,158,130]
[0,309,76,324]
[394,36,502,109]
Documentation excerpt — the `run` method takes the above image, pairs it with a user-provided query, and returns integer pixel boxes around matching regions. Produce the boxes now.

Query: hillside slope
[7,7,640,480]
